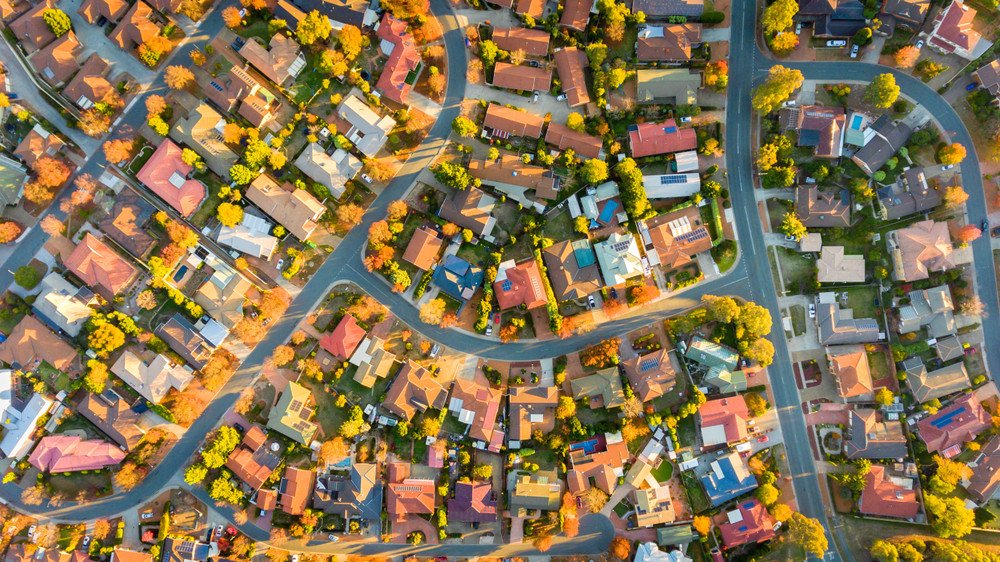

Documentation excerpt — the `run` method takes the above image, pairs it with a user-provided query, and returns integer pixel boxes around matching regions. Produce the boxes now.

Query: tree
[368,220,392,247]
[336,203,365,226]
[580,159,608,184]
[14,265,39,289]
[271,345,295,366]
[473,463,492,480]
[184,464,208,485]
[190,49,206,66]
[40,215,63,237]
[615,157,650,218]
[871,540,899,562]
[742,337,775,366]
[894,45,919,68]
[770,503,793,522]
[364,158,395,182]
[222,5,242,26]
[701,180,722,198]
[478,40,505,69]
[229,165,257,185]
[956,224,982,244]
[182,148,203,170]
[33,157,70,188]
[752,66,803,114]
[960,295,986,317]
[574,215,590,235]
[853,27,872,46]
[428,74,446,93]
[693,515,711,536]
[704,61,728,90]
[420,299,446,324]
[0,221,21,243]
[700,138,720,156]
[298,10,332,45]
[103,138,133,163]
[583,487,608,513]
[113,462,144,491]
[762,0,797,34]
[387,200,408,221]
[555,396,576,419]
[702,295,741,323]
[875,387,894,405]
[433,162,476,190]
[451,116,477,137]
[897,543,923,562]
[924,494,975,538]
[585,42,607,69]
[217,202,243,227]
[864,74,900,108]
[533,533,553,552]
[567,112,586,132]
[609,536,631,560]
[943,184,969,209]
[223,123,245,144]
[780,212,806,241]
[89,324,125,358]
[745,392,769,417]
[932,455,971,491]
[165,66,194,90]
[630,284,658,306]
[319,438,350,463]
[938,143,967,165]
[563,517,580,537]
[622,396,643,418]
[769,31,799,54]
[339,24,363,59]
[788,513,828,558]
[42,9,71,36]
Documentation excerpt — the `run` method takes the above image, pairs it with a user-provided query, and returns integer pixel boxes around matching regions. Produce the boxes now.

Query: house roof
[880,0,928,27]
[936,335,964,362]
[629,119,698,158]
[279,466,315,515]
[930,1,980,52]
[509,470,561,514]
[782,105,845,158]
[111,351,195,404]
[293,143,361,199]
[636,69,701,105]
[967,434,1000,502]
[375,12,421,103]
[544,123,604,160]
[4,545,94,562]
[594,232,643,285]
[0,154,28,207]
[877,167,941,220]
[705,366,748,393]
[974,59,1000,97]
[65,233,136,297]
[897,285,956,339]
[448,379,502,446]
[76,0,128,22]
[9,0,56,51]
[155,314,215,370]
[402,226,444,270]
[433,254,484,301]
[350,337,397,387]
[111,551,152,562]
[570,367,626,408]
[859,465,919,519]
[492,62,552,92]
[483,103,545,138]
[169,103,240,179]
[637,24,702,61]
[700,452,757,506]
[494,259,547,310]
[852,114,912,174]
[632,0,703,16]
[560,0,591,30]
[266,381,319,444]
[514,0,545,18]
[136,138,207,217]
[567,432,630,494]
[218,222,278,259]
[256,488,278,510]
[205,66,261,113]
[29,435,125,472]
[239,94,274,128]
[843,409,908,459]
[633,484,675,527]
[338,94,395,158]
[699,396,749,446]
[320,314,368,359]
[796,187,850,227]
[293,0,372,28]
[553,47,590,107]
[645,206,713,268]
[917,392,988,453]
[449,481,497,522]
[109,1,160,50]
[827,346,873,398]
[816,302,881,345]
[685,336,739,370]
[493,26,549,56]
[77,390,145,450]
[98,187,156,261]
[509,385,559,441]
[387,462,436,519]
[14,124,64,167]
[313,463,382,520]
[240,34,305,85]
[469,154,559,199]
[246,174,326,241]
[719,499,777,548]
[193,270,251,330]
[384,359,448,420]
[622,348,677,403]
[33,273,94,337]
[542,239,601,301]
[226,426,281,490]
[32,32,81,86]
[438,186,496,237]
[910,362,970,404]
[891,220,955,281]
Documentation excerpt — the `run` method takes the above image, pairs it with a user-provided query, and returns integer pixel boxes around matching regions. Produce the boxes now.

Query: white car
[328,535,339,542]
[532,91,539,103]
[588,295,596,309]
[276,258,284,270]
[679,116,692,123]
[28,526,35,538]
[915,39,924,50]
[82,537,91,549]
[485,322,493,336]
[361,173,373,184]
[826,40,847,47]
[141,513,153,520]
[215,525,223,538]
[850,44,859,58]
[291,556,299,562]
[784,234,795,242]
[809,304,816,318]
[942,164,955,170]
[556,93,568,101]
[795,22,802,34]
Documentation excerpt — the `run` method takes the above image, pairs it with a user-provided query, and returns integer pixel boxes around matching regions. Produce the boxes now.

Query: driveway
[465,82,573,124]
[56,0,157,85]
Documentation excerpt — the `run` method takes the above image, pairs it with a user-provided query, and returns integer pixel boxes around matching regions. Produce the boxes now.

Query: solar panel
[289,400,303,411]
[743,502,754,509]
[659,175,689,185]
[613,240,631,252]
[640,358,660,372]
[663,126,677,134]
[210,82,224,92]
[738,526,748,532]
[501,280,512,292]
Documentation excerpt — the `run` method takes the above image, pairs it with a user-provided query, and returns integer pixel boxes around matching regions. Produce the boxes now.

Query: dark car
[96,16,107,26]
[992,227,1000,238]
[967,82,978,91]
[233,423,245,433]
[528,60,539,67]
[610,287,618,299]
[984,219,990,232]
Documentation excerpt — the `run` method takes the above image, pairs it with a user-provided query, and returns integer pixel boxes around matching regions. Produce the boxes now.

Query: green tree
[780,212,806,241]
[217,202,244,227]
[184,464,208,485]
[755,483,779,506]
[478,40,506,69]
[580,159,608,184]
[452,116,477,137]
[182,148,204,170]
[585,42,608,69]
[607,68,629,90]
[615,158,650,218]
[434,162,477,190]
[297,10,332,45]
[229,164,257,185]
[788,513,828,558]
[761,0,797,35]
[473,463,492,480]
[244,139,272,169]
[555,396,576,419]
[853,27,872,46]
[864,74,900,109]
[924,494,975,538]
[42,9,72,37]
[751,66,803,114]
[871,540,899,562]
[14,265,39,289]
[938,143,967,165]
[89,324,125,358]
[874,387,894,405]
[701,180,721,198]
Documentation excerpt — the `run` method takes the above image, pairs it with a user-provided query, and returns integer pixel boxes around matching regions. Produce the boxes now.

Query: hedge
[533,248,563,332]
[700,10,725,23]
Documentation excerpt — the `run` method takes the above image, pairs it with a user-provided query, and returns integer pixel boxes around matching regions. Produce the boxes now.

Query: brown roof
[645,206,712,268]
[796,187,850,227]
[109,1,160,50]
[374,12,421,104]
[828,346,873,399]
[65,233,137,297]
[239,94,275,128]
[785,105,845,158]
[468,154,558,199]
[509,385,558,441]
[76,0,128,23]
[0,0,26,20]
[637,24,702,61]
[205,66,260,113]
[560,0,591,30]
[256,488,278,510]
[859,465,919,519]
[14,125,64,167]
[967,435,1000,502]
[402,226,444,270]
[9,0,56,52]
[280,467,315,515]
[239,34,303,85]
[916,393,990,453]
[483,103,544,138]
[544,123,604,160]
[245,174,325,241]
[541,239,601,301]
[622,348,676,402]
[892,220,955,281]
[5,545,93,562]
[449,379,502,444]
[567,436,629,494]
[111,550,152,562]
[98,186,156,259]
[816,246,865,283]
[553,47,590,107]
[698,396,749,444]
[0,315,77,371]
[493,26,550,56]
[491,63,552,92]
[930,1,979,52]
[438,186,496,236]
[386,462,436,520]
[77,390,145,450]
[514,0,545,17]
[62,53,112,108]
[384,360,448,420]
[628,119,698,157]
[32,32,81,86]
[974,59,1000,96]
[226,427,281,490]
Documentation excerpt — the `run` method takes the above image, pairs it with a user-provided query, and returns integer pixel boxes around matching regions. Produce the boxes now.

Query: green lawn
[777,249,816,292]
[236,19,272,42]
[37,361,70,391]
[456,242,493,267]
[189,171,226,228]
[652,372,690,412]
[613,499,631,518]
[502,236,535,262]
[0,307,24,336]
[125,142,155,178]
[790,305,806,336]
[868,351,890,383]
[333,363,394,410]
[394,214,422,252]
[528,447,561,472]
[681,471,711,514]
[844,286,881,327]
[543,210,576,242]
[650,459,674,483]
[302,379,350,438]
[677,415,697,448]
[607,27,639,62]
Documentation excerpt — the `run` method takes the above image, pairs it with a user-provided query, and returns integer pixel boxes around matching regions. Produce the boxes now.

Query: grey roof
[169,103,239,179]
[337,94,395,158]
[0,153,28,206]
[291,0,372,27]
[816,303,881,345]
[899,356,927,379]
[844,409,908,459]
[636,69,701,105]
[877,167,941,220]
[936,336,964,362]
[657,526,695,547]
[897,285,956,338]
[32,273,95,337]
[813,15,867,37]
[880,0,929,28]
[632,0,703,17]
[294,143,361,200]
[909,362,969,403]
[851,115,912,175]
[154,314,215,370]
[312,465,382,520]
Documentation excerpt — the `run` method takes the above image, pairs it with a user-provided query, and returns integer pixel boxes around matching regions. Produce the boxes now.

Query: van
[827,40,847,47]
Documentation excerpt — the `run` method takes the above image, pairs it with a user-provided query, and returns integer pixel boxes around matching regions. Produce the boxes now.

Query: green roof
[570,367,626,408]
[685,337,739,371]
[657,525,695,546]
[705,367,748,393]
[266,381,319,444]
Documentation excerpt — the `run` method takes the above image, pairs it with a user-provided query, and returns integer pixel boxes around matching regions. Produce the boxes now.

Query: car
[262,318,271,326]
[983,219,990,233]
[82,537,91,549]
[966,347,978,355]
[588,295,596,309]
[680,116,692,123]
[915,39,924,50]
[96,15,107,26]
[494,313,501,325]
[5,93,14,100]
[993,227,1000,238]
[28,526,35,538]
[532,91,539,103]
[556,93,568,101]
[436,558,448,562]
[808,304,816,318]
[276,258,285,270]
[781,100,796,108]
[967,82,978,91]
[758,436,769,443]
[826,40,847,47]
[361,173,373,183]
[486,322,493,336]
[850,44,859,58]
[610,287,618,299]
[430,343,441,358]
[784,234,795,242]
[227,526,236,536]
[942,164,955,170]
[328,535,339,542]
[141,513,153,520]
[291,556,299,562]
[233,423,245,433]
[216,526,223,538]
[795,22,802,34]
[238,7,247,16]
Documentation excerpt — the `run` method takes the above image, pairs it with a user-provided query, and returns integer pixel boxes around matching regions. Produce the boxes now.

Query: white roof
[197,317,229,348]
[674,151,699,172]
[33,273,93,337]
[111,351,195,404]
[642,173,701,199]
[217,224,278,259]
[595,232,642,285]
[1,393,54,458]
[701,424,728,447]
[168,172,186,188]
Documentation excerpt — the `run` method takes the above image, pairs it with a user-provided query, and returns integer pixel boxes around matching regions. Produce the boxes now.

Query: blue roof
[700,454,758,506]
[571,239,596,268]
[433,254,484,301]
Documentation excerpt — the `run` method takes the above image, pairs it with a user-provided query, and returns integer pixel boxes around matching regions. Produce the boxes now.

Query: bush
[700,10,725,23]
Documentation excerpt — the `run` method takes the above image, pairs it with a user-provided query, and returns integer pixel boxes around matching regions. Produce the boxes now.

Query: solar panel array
[663,126,677,134]
[501,280,513,292]
[639,358,660,372]
[394,484,425,492]
[659,175,689,185]
[289,400,303,412]
[210,82,224,92]
[856,319,879,330]
[676,228,709,244]
[613,240,632,252]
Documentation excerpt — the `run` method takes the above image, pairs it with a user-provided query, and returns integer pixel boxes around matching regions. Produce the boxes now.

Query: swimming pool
[570,438,600,455]
[173,265,188,283]
[851,115,863,129]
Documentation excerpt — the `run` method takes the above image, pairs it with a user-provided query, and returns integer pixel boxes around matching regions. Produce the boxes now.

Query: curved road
[0,0,996,558]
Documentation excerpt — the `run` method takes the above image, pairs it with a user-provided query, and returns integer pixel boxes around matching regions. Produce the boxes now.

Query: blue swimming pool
[173,265,188,283]
[570,438,600,455]
[851,115,863,129]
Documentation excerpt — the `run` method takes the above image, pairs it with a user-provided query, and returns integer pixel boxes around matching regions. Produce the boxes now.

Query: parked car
[291,556,299,562]
[28,526,35,538]
[795,22,802,34]
[942,164,955,170]
[827,40,847,47]
[328,535,339,542]
[784,234,795,242]
[96,15,107,26]
[680,116,692,123]
[808,304,816,318]
[82,537,91,549]
[233,423,245,433]
[494,313,501,325]
[758,436,769,443]
[485,321,493,336]
[276,258,285,270]
[850,44,859,58]
[527,60,539,67]
[556,93,568,101]
[588,295,596,309]
[966,347,978,355]
[915,39,924,50]
[781,100,796,108]
[141,513,153,520]
[215,525,223,538]
[610,287,618,299]
[967,82,978,91]
[992,227,1000,238]
[984,219,990,232]
[532,91,539,104]
[361,173,373,183]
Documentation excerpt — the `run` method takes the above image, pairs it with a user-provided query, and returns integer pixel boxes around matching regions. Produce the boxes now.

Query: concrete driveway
[56,0,157,85]
[465,81,574,124]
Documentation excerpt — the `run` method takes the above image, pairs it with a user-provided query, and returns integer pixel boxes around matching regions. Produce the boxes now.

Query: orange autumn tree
[581,337,620,367]
[956,224,982,244]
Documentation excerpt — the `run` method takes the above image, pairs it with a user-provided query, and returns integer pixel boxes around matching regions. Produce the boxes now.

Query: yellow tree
[164,66,195,90]
[222,6,241,27]
[769,31,799,55]
[420,298,446,324]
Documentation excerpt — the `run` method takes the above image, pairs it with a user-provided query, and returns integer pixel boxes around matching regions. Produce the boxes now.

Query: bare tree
[622,396,644,419]
[960,295,987,318]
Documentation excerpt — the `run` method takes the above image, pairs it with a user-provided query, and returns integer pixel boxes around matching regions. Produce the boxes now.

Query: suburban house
[137,138,207,216]
[897,285,956,338]
[349,336,396,387]
[111,351,195,404]
[31,32,81,87]
[14,124,64,167]
[386,462,436,521]
[850,114,912,174]
[433,254,484,302]
[279,466,315,515]
[205,66,266,114]
[859,465,920,520]
[909,362,970,404]
[719,499,777,549]
[491,62,552,92]
[685,336,741,390]
[469,154,559,200]
[641,172,701,199]
[492,26,550,56]
[320,314,367,360]
[636,24,703,62]
[77,0,129,25]
[5,545,99,562]
[240,34,306,85]
[384,360,448,420]
[698,396,749,447]
[560,0,593,30]
[77,389,144,450]
[32,273,94,337]
[509,470,562,516]
[266,381,319,445]
[571,367,627,409]
[65,233,137,299]
[109,2,161,52]
[553,47,591,107]
[887,220,955,281]
[622,348,677,403]
[632,0,704,18]
[246,174,326,241]
[63,53,112,109]
[313,463,382,521]
[160,538,213,562]
[779,105,845,158]
[815,301,881,345]
[293,143,361,199]
[922,0,991,60]
[280,0,377,30]
[843,409,907,459]
[402,226,444,270]
[447,380,503,451]
[494,259,548,310]
[636,69,701,105]
[337,94,396,158]
[972,59,1000,107]
[155,314,215,370]
[795,0,866,37]
[169,103,240,178]
[545,123,605,160]
[542,239,601,301]
[375,12,421,104]
[567,432,629,495]
[876,166,941,220]
[9,0,57,52]
[594,232,643,286]
[217,214,278,260]
[816,246,865,284]
[633,481,676,527]
[965,435,1000,503]
[879,0,929,30]
[509,385,558,448]
[827,345,873,400]
[643,207,712,269]
[28,435,125,472]
[99,187,156,260]
[916,393,989,455]
[796,187,850,227]
[0,387,53,458]
[438,186,497,239]
[935,336,964,362]
[628,119,698,158]
[226,425,281,490]
[449,481,497,522]
[700,452,757,506]
[193,264,252,330]
[483,103,545,138]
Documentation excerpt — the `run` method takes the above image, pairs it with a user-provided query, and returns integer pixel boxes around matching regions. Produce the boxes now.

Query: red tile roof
[544,123,604,160]
[494,259,547,310]
[859,465,919,519]
[931,1,979,52]
[387,465,436,521]
[719,499,777,548]
[256,488,277,510]
[402,226,444,270]
[629,119,698,157]
[375,13,420,104]
[28,435,125,472]
[65,233,137,296]
[136,138,207,216]
[916,393,990,453]
[492,26,549,56]
[698,396,749,444]
[483,103,545,138]
[449,379,502,446]
[553,47,590,108]
[319,314,367,359]
[279,467,315,515]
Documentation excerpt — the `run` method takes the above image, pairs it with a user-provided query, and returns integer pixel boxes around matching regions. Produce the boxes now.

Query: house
[4,545,97,562]
[0,154,28,207]
[469,154,559,200]
[887,220,954,281]
[28,435,125,472]
[349,336,397,387]
[509,385,559,447]
[0,0,25,21]
[567,432,630,495]
[633,483,676,527]
[859,465,919,520]
[910,362,970,404]
[796,0,866,37]
[109,2,161,51]
[494,259,548,310]
[622,348,676,403]
[545,123,605,160]
[483,103,545,138]
[972,60,1000,107]
[283,0,377,30]
[267,382,318,445]
[632,0,703,18]
[31,32,81,87]
[320,314,367,360]
[386,462,436,521]
[279,466,315,515]
[438,187,497,238]
[827,345,873,400]
[636,69,701,105]
[433,254,484,301]
[217,215,278,260]
[240,34,306,85]
[239,89,279,130]
[65,234,136,300]
[246,174,326,242]
[402,226,444,270]
[542,239,601,301]
[796,187,850,227]
[629,120,698,158]
[193,265,251,330]
[337,94,396,157]
[641,173,701,199]
[816,302,881,345]
[155,314,215,370]
[77,0,129,22]
[169,104,240,178]
[685,336,739,371]
[879,0,928,30]
[719,499,777,549]
[0,386,53,458]
[375,12,421,104]
[843,409,907,459]
[313,463,382,520]
[99,187,156,259]
[256,488,278,511]
[851,114,912,175]
[965,435,1000,503]
[644,206,712,269]
[897,285,956,338]
[33,273,94,337]
[560,0,593,30]
[384,359,448,420]
[110,551,152,562]
[634,543,688,562]
[637,24,703,62]
[509,470,562,516]
[137,138,207,216]
[779,105,845,158]
[916,393,989,454]
[816,246,865,284]
[77,389,144,450]
[492,26,550,56]
[698,396,749,447]
[14,124,64,167]
[205,66,266,114]
[594,232,643,286]
[491,62,552,92]
[571,367,627,409]
[449,481,497,522]
[294,143,361,199]
[876,166,941,220]
[226,425,281,490]
[9,0,57,52]
[553,47,591,107]
[700,451,758,506]
[923,1,991,60]
[705,367,748,393]
[448,379,504,453]
[111,351,194,404]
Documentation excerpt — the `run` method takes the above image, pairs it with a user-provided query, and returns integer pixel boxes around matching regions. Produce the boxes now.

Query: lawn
[844,286,882,327]
[650,459,674,483]
[302,379,350,438]
[677,415,697,448]
[37,361,69,391]
[776,249,816,293]
[394,214,422,252]
[189,171,226,228]
[652,371,690,412]
[125,141,155,178]
[456,242,493,268]
[790,305,806,336]
[607,27,639,62]
[0,306,24,336]
[613,499,631,518]
[502,236,535,262]
[868,350,891,383]
[55,414,103,440]
[236,19,272,42]
[543,210,576,242]
[681,471,711,514]
[50,471,112,501]
[527,447,561,472]
[333,364,395,410]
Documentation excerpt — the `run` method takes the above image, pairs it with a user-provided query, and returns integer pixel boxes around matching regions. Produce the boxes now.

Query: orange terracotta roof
[319,314,367,359]
[65,233,137,296]
[136,138,207,216]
